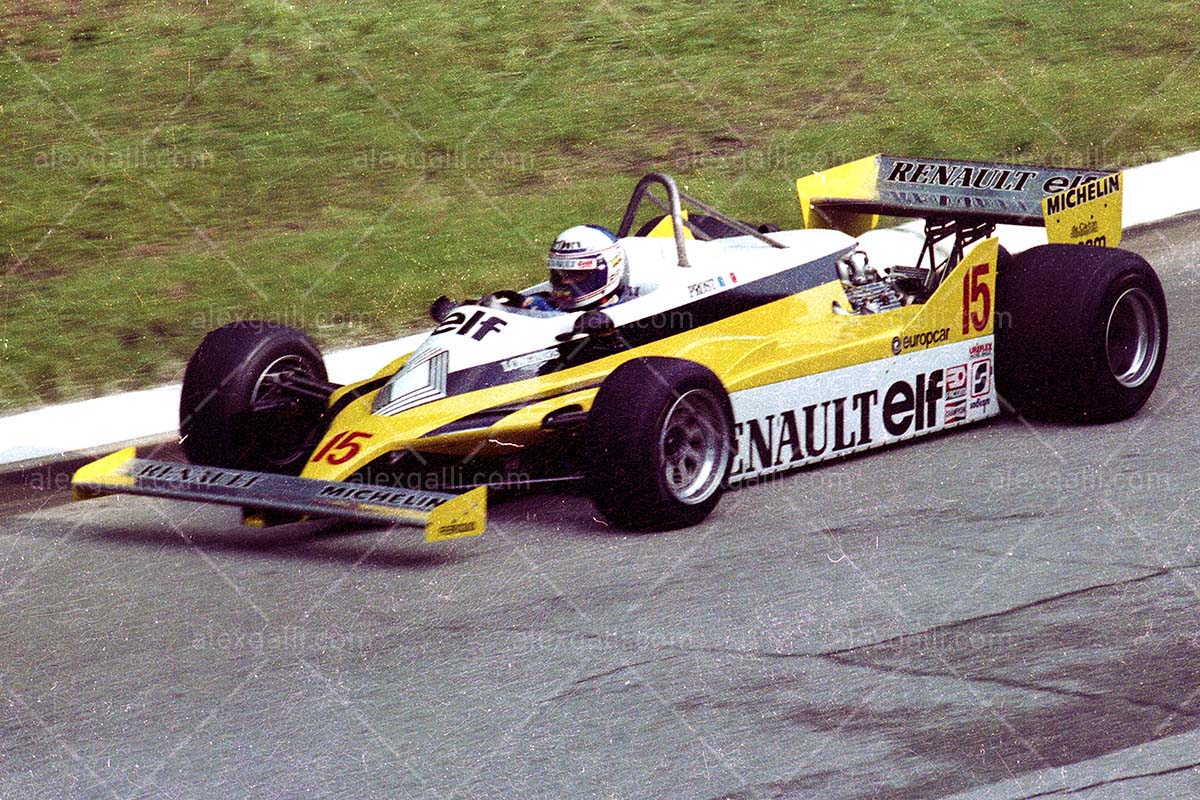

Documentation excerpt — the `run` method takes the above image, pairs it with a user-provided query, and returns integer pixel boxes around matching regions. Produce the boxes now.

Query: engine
[834,250,913,314]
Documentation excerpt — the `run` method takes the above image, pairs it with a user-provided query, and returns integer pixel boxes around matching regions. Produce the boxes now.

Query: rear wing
[796,154,1123,247]
[71,448,486,542]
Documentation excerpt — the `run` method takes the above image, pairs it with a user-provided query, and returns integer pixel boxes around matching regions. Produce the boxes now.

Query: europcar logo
[897,327,950,353]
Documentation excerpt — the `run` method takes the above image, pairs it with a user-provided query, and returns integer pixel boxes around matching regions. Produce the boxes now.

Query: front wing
[70,448,487,542]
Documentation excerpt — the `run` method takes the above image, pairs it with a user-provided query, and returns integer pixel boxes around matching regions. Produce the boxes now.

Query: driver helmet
[547,225,626,310]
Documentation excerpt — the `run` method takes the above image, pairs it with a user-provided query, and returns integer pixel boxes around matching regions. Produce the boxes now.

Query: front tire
[995,244,1167,422]
[585,358,733,530]
[180,321,330,473]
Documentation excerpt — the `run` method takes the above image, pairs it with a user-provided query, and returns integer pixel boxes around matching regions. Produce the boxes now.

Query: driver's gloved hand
[572,310,616,337]
[430,295,459,323]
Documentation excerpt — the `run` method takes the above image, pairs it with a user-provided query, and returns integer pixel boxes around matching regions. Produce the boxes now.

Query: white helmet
[547,225,626,310]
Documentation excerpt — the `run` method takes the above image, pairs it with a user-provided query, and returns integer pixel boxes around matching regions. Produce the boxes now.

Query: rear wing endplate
[796,154,1123,246]
[71,448,486,542]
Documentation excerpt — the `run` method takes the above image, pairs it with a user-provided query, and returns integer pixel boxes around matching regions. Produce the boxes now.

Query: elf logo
[432,309,508,341]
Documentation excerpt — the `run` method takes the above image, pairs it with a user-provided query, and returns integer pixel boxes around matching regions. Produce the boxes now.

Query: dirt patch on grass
[69,26,104,45]
[2,0,115,48]
[5,0,81,24]
[2,253,67,281]
[26,48,63,63]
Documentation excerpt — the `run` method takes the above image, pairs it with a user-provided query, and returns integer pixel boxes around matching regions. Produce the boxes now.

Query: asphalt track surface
[4,218,1200,799]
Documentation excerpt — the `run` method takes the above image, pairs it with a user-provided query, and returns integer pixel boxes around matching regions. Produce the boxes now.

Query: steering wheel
[479,290,526,308]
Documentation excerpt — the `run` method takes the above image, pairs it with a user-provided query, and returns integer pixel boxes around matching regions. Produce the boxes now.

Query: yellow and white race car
[72,156,1167,539]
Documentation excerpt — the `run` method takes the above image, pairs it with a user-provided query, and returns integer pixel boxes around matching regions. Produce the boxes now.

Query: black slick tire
[995,244,1167,423]
[179,321,329,473]
[585,357,734,530]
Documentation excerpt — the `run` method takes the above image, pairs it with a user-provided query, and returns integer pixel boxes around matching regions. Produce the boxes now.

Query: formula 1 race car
[72,155,1167,539]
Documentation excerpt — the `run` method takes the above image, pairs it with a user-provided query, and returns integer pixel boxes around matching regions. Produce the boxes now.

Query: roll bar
[616,173,785,267]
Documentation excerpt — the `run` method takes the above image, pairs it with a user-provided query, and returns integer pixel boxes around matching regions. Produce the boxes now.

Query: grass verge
[2,0,1199,411]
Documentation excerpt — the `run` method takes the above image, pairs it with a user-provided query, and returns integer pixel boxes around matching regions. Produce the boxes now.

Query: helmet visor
[549,261,610,307]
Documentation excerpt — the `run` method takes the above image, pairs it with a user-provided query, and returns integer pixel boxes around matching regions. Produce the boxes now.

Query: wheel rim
[1105,288,1162,388]
[251,355,318,466]
[658,388,730,505]
[251,355,307,403]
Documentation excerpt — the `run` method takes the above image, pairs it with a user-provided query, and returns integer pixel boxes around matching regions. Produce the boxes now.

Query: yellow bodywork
[302,239,999,483]
[423,485,487,541]
[71,446,137,500]
[1042,173,1123,248]
[644,210,696,239]
[795,154,881,235]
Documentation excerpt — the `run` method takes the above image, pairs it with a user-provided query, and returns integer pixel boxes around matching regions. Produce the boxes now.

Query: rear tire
[180,321,329,473]
[585,358,733,530]
[995,244,1167,422]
